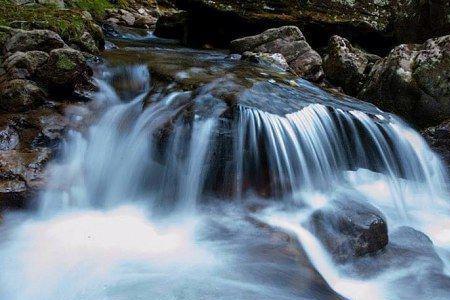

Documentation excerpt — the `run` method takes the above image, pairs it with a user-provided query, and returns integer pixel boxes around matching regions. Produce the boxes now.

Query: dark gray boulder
[310,196,388,262]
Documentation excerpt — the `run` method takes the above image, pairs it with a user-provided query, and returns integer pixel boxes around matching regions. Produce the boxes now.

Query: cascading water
[1,36,450,300]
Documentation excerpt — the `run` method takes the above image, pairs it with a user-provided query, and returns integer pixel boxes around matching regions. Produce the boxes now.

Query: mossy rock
[38,48,93,93]
[0,0,105,53]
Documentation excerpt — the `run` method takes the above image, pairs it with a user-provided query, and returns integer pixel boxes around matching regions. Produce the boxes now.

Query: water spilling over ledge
[1,36,450,300]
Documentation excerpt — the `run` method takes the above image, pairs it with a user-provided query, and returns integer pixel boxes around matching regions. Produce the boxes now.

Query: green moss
[66,0,114,19]
[56,55,77,71]
[0,0,102,51]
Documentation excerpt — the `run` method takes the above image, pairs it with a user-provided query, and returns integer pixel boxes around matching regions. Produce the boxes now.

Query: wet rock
[0,124,19,151]
[38,48,93,93]
[310,197,388,262]
[4,29,67,54]
[359,35,450,127]
[0,149,51,209]
[0,79,46,113]
[241,52,289,72]
[422,119,450,166]
[29,108,68,149]
[0,172,28,209]
[230,26,323,81]
[0,106,69,150]
[347,226,444,279]
[323,35,380,96]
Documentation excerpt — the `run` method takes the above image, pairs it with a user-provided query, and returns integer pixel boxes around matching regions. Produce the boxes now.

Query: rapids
[0,32,450,300]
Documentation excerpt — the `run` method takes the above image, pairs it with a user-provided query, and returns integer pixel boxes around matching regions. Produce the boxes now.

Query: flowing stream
[0,34,450,300]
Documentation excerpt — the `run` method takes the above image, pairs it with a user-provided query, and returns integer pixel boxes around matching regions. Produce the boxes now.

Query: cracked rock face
[323,35,380,96]
[173,0,449,47]
[359,35,450,127]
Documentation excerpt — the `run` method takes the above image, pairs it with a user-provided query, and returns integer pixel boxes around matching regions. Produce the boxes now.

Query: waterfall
[237,104,448,217]
[1,53,450,300]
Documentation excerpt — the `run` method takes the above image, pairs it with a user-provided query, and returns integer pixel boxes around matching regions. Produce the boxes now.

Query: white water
[1,60,450,300]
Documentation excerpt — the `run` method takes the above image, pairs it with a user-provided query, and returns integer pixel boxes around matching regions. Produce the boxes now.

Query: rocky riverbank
[0,0,173,209]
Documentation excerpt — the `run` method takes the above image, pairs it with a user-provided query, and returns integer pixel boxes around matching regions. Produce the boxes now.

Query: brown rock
[323,35,380,96]
[38,48,93,93]
[231,26,323,81]
[4,51,49,79]
[241,51,289,72]
[0,79,46,113]
[134,15,158,28]
[0,149,51,208]
[174,0,450,47]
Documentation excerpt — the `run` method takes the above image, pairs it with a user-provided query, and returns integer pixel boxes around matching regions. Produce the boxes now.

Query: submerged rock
[347,226,445,278]
[323,35,380,96]
[359,35,450,127]
[231,26,323,81]
[310,196,388,262]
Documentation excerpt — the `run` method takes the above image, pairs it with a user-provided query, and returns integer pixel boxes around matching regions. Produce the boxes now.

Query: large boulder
[4,29,67,54]
[359,35,450,127]
[38,48,93,93]
[323,35,380,96]
[170,0,450,49]
[231,26,323,81]
[309,196,388,262]
[0,79,46,112]
[3,51,49,79]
